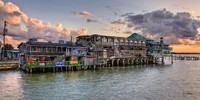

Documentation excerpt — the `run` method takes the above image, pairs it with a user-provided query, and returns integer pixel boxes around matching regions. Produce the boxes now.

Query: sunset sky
[1,0,200,52]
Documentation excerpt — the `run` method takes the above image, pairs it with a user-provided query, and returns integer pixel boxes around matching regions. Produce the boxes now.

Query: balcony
[28,51,65,56]
[147,53,162,57]
[147,46,172,51]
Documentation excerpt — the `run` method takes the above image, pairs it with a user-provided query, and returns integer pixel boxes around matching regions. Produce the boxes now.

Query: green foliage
[4,43,14,50]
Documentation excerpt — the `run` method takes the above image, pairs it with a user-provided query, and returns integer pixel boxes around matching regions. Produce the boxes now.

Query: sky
[1,0,200,52]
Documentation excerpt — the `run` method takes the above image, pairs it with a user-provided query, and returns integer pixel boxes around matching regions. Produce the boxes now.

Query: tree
[4,43,14,50]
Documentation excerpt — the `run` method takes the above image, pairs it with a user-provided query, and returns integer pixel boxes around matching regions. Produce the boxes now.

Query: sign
[55,62,64,67]
[69,55,78,65]
[26,57,32,62]
[39,63,45,67]
[72,48,80,56]
[70,61,78,65]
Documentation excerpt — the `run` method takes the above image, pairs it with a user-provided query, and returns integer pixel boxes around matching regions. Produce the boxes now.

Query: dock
[0,61,19,70]
[20,56,171,73]
[172,55,200,61]
[18,33,173,73]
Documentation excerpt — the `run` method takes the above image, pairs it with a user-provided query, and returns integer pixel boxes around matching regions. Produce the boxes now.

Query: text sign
[55,62,64,67]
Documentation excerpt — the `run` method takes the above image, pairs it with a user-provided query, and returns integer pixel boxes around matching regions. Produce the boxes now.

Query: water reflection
[1,61,200,99]
[0,71,24,99]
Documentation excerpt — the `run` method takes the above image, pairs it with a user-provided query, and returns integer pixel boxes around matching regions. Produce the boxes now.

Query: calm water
[1,60,200,100]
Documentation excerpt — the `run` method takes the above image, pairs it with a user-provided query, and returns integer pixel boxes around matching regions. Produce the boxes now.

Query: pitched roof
[148,41,160,45]
[18,41,87,48]
[128,33,153,41]
[27,42,71,47]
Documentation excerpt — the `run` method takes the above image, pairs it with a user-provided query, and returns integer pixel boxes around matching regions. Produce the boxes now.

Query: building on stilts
[18,33,172,73]
[128,33,172,64]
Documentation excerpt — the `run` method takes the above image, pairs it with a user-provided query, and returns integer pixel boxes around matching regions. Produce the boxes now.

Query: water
[1,60,200,100]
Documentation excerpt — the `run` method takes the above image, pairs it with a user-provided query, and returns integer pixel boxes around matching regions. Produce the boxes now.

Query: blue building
[17,38,87,71]
[128,33,172,64]
[4,49,19,60]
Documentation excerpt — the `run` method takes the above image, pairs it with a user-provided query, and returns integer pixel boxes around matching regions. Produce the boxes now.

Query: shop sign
[39,63,45,67]
[69,61,78,65]
[55,62,64,67]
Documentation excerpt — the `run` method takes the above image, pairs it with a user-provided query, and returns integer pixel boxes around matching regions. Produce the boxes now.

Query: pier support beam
[131,58,134,65]
[43,68,45,72]
[117,59,120,66]
[146,58,149,64]
[111,59,114,66]
[66,67,68,71]
[53,67,55,72]
[162,57,164,64]
[134,59,137,64]
[171,54,173,64]
[61,67,63,71]
[30,68,32,73]
[140,58,143,64]
[153,57,155,64]
[128,59,131,65]
[122,59,125,66]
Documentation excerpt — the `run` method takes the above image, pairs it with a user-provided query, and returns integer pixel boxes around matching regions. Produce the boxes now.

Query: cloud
[105,5,121,16]
[86,18,97,23]
[121,12,134,17]
[76,11,92,17]
[0,1,89,47]
[111,19,126,25]
[110,19,126,32]
[123,31,132,34]
[125,9,200,44]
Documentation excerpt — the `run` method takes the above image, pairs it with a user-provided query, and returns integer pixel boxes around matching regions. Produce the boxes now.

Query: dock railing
[25,60,84,68]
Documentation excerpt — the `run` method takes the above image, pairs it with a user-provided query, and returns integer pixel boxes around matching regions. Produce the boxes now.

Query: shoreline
[173,52,200,54]
[0,61,19,70]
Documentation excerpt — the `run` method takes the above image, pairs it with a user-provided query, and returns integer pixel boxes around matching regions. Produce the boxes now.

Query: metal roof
[18,41,87,48]
[28,42,70,46]
[148,41,160,45]
[128,33,153,41]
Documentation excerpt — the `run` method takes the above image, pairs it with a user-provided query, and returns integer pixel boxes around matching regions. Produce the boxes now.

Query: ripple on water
[1,60,200,99]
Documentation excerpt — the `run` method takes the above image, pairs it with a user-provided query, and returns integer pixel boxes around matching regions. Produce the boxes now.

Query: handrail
[25,60,84,68]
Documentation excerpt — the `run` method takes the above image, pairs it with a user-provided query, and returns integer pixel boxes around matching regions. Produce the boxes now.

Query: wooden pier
[172,56,200,61]
[0,61,19,70]
[21,56,170,73]
[18,34,173,73]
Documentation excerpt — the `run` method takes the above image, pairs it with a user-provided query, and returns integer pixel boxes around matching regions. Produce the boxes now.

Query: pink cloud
[0,1,89,48]
[77,11,93,17]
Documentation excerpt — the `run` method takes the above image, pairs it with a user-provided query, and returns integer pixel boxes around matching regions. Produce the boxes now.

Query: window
[48,48,51,52]
[125,40,128,45]
[134,41,137,43]
[120,39,124,45]
[129,40,133,45]
[114,39,119,45]
[31,46,36,51]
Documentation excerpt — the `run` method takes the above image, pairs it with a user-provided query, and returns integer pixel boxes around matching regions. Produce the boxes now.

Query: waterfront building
[17,33,172,73]
[128,33,172,64]
[18,38,87,71]
[4,49,19,60]
[0,41,2,60]
[0,41,18,60]
[76,34,147,66]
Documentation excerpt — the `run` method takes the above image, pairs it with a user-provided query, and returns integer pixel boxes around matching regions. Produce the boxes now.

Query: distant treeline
[172,52,200,54]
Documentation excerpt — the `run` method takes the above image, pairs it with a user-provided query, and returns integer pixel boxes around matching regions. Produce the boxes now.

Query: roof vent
[59,40,64,44]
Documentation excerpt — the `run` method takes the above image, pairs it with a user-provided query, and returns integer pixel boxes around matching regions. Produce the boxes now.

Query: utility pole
[2,21,7,59]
